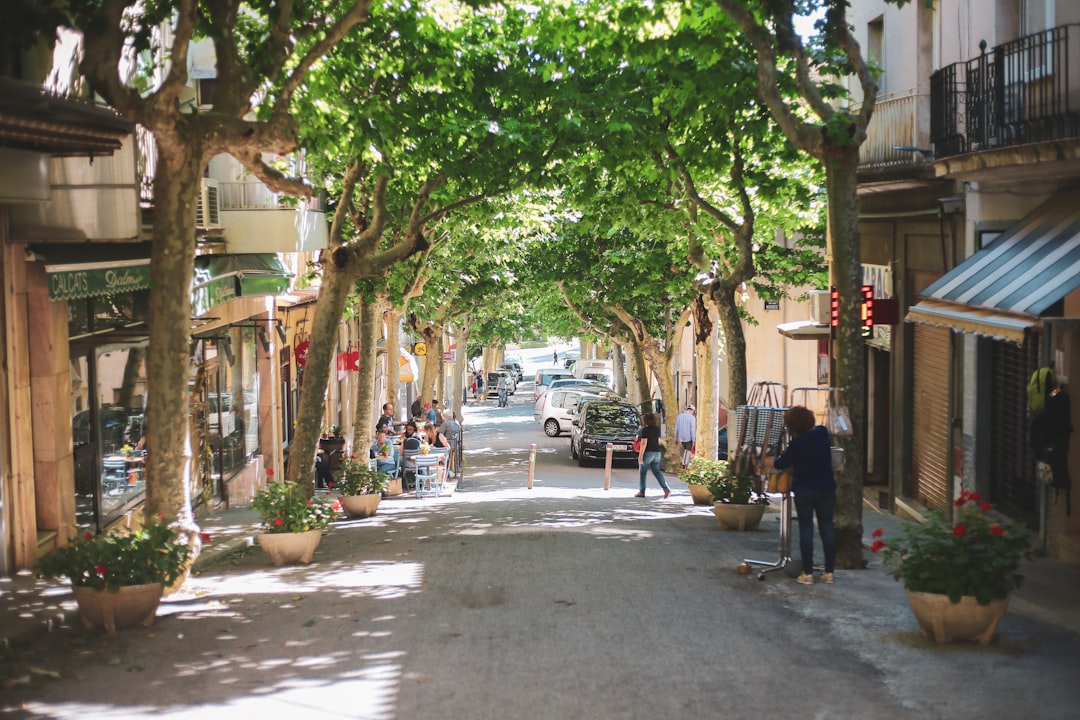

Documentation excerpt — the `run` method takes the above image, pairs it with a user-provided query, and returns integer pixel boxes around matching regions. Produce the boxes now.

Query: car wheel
[544,419,561,437]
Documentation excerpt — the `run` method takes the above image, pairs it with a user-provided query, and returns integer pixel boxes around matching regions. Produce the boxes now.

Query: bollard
[527,443,536,489]
[603,443,613,490]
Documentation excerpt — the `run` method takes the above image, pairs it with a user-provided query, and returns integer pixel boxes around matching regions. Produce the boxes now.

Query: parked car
[570,400,641,467]
[534,367,575,400]
[545,378,609,396]
[534,387,615,437]
[486,370,516,398]
[500,361,523,382]
[562,349,580,369]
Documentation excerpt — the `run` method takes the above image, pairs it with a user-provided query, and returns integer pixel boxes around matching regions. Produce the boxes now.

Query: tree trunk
[714,291,747,411]
[451,321,470,419]
[628,341,649,404]
[435,333,446,406]
[351,299,379,453]
[610,342,628,398]
[143,145,204,530]
[418,323,442,405]
[285,258,355,491]
[691,295,718,461]
[827,151,866,569]
[382,304,401,421]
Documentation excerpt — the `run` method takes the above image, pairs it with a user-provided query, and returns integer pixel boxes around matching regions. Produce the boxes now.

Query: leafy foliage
[872,490,1034,605]
[37,517,192,591]
[333,455,389,496]
[251,478,338,534]
[681,458,767,505]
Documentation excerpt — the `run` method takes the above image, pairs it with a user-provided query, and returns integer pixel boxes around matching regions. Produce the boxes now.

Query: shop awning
[906,189,1080,343]
[37,242,154,301]
[400,349,419,383]
[191,254,293,316]
[777,320,830,340]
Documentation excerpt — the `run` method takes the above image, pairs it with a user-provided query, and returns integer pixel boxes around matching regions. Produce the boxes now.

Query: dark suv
[569,400,641,467]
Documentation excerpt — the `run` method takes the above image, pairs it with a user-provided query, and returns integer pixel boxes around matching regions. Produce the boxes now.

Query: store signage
[295,339,310,367]
[47,264,153,301]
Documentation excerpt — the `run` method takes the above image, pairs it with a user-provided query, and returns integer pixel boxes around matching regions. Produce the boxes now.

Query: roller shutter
[989,339,1039,527]
[912,324,951,510]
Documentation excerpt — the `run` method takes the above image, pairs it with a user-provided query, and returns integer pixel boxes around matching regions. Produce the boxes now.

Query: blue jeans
[498,388,507,407]
[638,451,669,493]
[794,490,837,575]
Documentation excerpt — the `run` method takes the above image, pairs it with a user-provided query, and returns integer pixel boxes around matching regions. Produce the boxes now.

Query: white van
[534,367,575,400]
[572,359,614,388]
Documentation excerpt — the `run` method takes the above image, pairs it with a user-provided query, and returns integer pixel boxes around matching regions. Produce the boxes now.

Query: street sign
[413,341,427,357]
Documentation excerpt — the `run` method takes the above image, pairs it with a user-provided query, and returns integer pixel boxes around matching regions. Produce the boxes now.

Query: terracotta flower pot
[687,484,712,506]
[712,502,767,531]
[71,583,165,636]
[340,493,381,519]
[906,590,1009,645]
[256,529,323,566]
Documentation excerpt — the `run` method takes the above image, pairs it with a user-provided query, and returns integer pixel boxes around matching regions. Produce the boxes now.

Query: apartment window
[868,16,885,95]
[1020,0,1054,37]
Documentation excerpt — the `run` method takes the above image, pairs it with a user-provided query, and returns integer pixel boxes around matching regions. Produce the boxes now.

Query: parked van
[572,359,615,388]
[534,367,575,400]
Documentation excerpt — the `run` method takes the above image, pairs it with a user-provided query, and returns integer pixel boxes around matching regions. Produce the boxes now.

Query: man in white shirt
[674,404,697,467]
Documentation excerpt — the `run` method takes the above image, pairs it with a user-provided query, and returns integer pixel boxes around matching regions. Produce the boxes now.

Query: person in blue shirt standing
[674,404,696,467]
[764,406,836,585]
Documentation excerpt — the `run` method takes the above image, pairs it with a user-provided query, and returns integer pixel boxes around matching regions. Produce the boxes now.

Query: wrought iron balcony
[858,90,931,172]
[931,24,1079,159]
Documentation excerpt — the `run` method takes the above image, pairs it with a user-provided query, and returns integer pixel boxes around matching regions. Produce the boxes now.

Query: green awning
[38,242,154,301]
[235,253,293,297]
[191,256,239,316]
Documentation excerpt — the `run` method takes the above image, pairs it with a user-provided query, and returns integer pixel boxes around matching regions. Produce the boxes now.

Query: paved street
[3,347,1080,719]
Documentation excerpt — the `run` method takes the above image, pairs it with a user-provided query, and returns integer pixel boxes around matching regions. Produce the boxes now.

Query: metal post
[603,443,613,490]
[527,443,536,489]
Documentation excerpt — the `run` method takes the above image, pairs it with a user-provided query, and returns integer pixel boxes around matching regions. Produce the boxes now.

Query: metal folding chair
[414,455,441,498]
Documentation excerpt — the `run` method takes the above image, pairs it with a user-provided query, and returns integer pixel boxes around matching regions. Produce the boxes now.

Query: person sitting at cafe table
[423,422,451,453]
[369,428,398,476]
[377,403,399,436]
[401,421,422,451]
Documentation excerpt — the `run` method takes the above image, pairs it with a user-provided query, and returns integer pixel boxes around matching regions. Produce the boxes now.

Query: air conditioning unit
[196,178,221,228]
[808,289,830,325]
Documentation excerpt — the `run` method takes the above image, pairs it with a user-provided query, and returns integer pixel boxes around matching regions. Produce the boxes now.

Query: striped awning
[906,189,1080,342]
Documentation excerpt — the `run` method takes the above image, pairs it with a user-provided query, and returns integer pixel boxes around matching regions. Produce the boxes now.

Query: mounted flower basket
[36,516,192,635]
[333,455,389,519]
[872,489,1034,644]
[251,474,339,565]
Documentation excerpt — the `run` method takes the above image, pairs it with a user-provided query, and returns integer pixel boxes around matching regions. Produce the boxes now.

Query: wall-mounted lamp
[275,320,288,344]
[257,326,271,352]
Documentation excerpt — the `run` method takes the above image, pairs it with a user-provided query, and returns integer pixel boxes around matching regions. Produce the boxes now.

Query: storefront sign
[46,263,153,301]
[295,339,310,367]
[862,264,894,350]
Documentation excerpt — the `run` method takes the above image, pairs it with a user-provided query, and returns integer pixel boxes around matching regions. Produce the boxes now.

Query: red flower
[199,532,212,543]
[953,524,968,536]
[980,502,991,512]
[274,517,284,526]
[954,496,966,507]
[83,531,93,541]
[969,491,981,502]
[327,480,335,488]
[267,469,274,477]
[872,528,884,538]
[95,564,107,576]
[991,524,1004,536]
[332,501,342,512]
[158,513,166,521]
[871,539,886,553]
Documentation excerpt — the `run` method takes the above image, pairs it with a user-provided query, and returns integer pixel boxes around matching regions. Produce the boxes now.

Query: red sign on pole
[295,339,310,367]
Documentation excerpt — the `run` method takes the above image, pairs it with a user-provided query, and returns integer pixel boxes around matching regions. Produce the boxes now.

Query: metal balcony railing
[219,181,326,212]
[931,24,1079,159]
[858,90,929,170]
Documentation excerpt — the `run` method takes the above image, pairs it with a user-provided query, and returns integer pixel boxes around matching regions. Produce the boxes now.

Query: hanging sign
[336,349,360,373]
[295,339,310,367]
[413,341,427,357]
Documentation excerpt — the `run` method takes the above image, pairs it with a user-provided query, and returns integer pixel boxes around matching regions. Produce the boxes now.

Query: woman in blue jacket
[769,406,836,585]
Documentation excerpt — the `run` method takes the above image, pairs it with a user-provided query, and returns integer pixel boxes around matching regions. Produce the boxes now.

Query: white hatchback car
[534,387,619,437]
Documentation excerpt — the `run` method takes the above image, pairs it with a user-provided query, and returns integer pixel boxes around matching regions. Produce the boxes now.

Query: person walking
[636,412,671,499]
[497,373,508,408]
[440,409,461,476]
[674,404,696,468]
[553,350,558,364]
[764,406,837,585]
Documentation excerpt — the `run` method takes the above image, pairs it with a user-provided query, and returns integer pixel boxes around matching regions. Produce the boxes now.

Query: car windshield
[586,404,639,431]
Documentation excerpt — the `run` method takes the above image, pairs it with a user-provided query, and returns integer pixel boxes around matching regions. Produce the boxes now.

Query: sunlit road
[5,346,1080,719]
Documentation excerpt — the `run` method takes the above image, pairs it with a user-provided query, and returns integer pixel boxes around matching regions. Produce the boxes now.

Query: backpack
[1028,367,1055,414]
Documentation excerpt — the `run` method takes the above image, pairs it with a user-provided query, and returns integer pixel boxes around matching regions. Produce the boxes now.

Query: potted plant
[679,457,720,505]
[36,516,192,635]
[871,488,1034,645]
[251,471,339,566]
[334,455,389,519]
[702,459,769,531]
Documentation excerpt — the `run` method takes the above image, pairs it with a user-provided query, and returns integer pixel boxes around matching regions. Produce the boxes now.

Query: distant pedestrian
[475,372,484,400]
[636,412,671,498]
[497,373,509,407]
[553,350,558,364]
[441,409,461,476]
[763,406,836,585]
[674,404,696,467]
